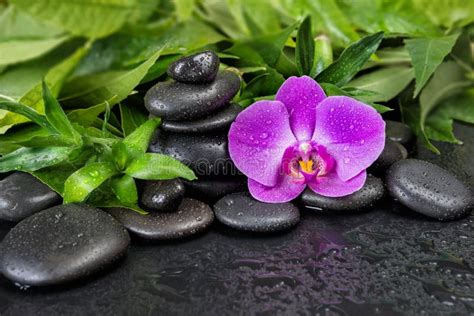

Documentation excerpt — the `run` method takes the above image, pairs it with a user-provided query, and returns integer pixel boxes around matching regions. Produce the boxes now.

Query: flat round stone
[0,204,130,287]
[370,139,406,174]
[107,198,214,240]
[0,172,61,222]
[149,130,236,177]
[213,193,300,233]
[386,159,473,221]
[385,120,414,146]
[300,175,385,212]
[140,179,185,212]
[144,71,241,121]
[161,103,242,133]
[167,50,219,83]
[184,177,247,203]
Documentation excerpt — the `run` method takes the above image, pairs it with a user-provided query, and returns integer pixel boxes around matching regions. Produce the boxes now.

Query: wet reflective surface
[0,123,472,316]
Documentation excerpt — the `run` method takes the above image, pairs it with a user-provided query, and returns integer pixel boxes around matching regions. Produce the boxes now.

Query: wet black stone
[386,159,473,221]
[144,71,241,121]
[149,130,236,177]
[370,138,406,174]
[167,50,219,83]
[300,175,385,212]
[108,198,214,240]
[184,177,247,203]
[213,192,300,233]
[161,103,242,133]
[0,204,130,287]
[0,172,61,222]
[385,120,414,146]
[140,179,185,212]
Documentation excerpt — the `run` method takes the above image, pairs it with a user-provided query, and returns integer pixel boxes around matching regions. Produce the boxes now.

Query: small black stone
[213,192,300,233]
[370,138,406,174]
[161,103,242,133]
[167,50,220,83]
[140,179,185,212]
[300,175,385,212]
[149,130,237,177]
[144,71,241,121]
[0,172,61,222]
[108,198,214,240]
[184,177,247,203]
[0,204,130,286]
[385,120,414,146]
[386,159,473,221]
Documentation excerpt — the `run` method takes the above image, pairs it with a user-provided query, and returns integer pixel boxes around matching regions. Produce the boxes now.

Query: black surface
[0,123,473,315]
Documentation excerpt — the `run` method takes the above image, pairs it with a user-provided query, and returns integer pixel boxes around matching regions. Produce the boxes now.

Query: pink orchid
[228,76,385,203]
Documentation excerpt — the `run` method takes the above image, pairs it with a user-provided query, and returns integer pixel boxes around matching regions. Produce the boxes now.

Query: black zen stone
[149,130,236,177]
[301,175,385,212]
[370,138,406,174]
[161,103,242,133]
[184,177,247,203]
[213,192,300,233]
[167,50,220,83]
[385,120,414,146]
[144,71,241,121]
[140,179,185,212]
[0,172,61,222]
[386,159,473,221]
[107,198,214,240]
[0,204,130,287]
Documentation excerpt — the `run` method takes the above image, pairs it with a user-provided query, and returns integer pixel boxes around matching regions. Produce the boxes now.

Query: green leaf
[111,174,138,206]
[295,16,314,76]
[0,146,73,173]
[240,68,285,101]
[60,49,162,108]
[0,36,69,66]
[122,118,161,154]
[125,153,196,181]
[0,99,54,132]
[405,33,460,97]
[346,66,414,102]
[112,142,129,171]
[0,125,72,150]
[63,161,118,203]
[67,99,116,127]
[173,0,196,22]
[317,32,384,86]
[311,35,333,77]
[119,102,148,137]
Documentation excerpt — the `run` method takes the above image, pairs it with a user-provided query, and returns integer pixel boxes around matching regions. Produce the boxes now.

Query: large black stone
[144,71,240,121]
[184,177,247,203]
[0,172,61,222]
[386,159,472,221]
[140,179,185,212]
[108,198,214,240]
[161,103,242,133]
[167,50,219,83]
[213,192,300,233]
[0,204,130,287]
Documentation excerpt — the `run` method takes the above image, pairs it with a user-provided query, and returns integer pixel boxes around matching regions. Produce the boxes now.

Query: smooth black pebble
[108,198,214,240]
[213,192,300,233]
[370,138,406,174]
[140,179,185,212]
[386,159,473,221]
[167,50,219,83]
[161,103,242,133]
[0,172,61,222]
[144,71,241,121]
[0,204,130,286]
[385,120,414,146]
[184,177,247,203]
[149,130,236,177]
[300,175,385,212]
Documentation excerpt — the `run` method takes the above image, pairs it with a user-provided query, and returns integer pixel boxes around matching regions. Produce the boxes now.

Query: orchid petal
[228,100,296,187]
[248,176,306,203]
[308,170,366,197]
[314,96,385,181]
[276,76,326,141]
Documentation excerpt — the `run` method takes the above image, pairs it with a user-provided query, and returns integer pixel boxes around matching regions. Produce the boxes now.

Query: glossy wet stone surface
[107,199,214,240]
[385,120,414,146]
[0,123,472,315]
[386,159,472,221]
[214,193,300,233]
[149,130,235,177]
[167,51,219,83]
[140,179,185,212]
[0,204,130,287]
[161,103,242,133]
[369,138,406,174]
[144,71,240,121]
[301,175,385,212]
[0,172,61,222]
[184,177,247,203]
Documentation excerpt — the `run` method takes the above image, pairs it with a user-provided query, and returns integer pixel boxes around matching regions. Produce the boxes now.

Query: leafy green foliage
[295,16,314,76]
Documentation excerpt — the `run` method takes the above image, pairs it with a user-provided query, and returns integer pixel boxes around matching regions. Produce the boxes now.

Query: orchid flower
[228,76,385,203]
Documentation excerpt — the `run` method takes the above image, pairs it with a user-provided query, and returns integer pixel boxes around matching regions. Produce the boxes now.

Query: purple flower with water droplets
[228,76,385,203]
